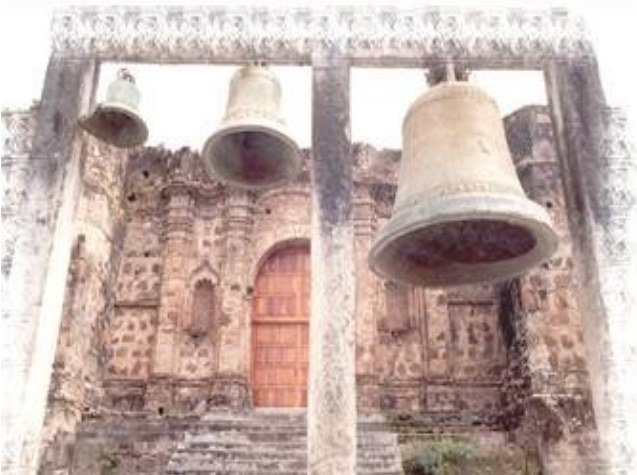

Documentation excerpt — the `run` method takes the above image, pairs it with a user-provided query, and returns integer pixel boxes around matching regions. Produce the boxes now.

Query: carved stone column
[308,55,356,475]
[216,189,254,408]
[354,183,380,412]
[147,181,195,410]
[1,57,96,475]
[546,62,637,475]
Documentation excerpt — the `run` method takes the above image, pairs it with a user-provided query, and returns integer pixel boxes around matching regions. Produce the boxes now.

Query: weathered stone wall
[365,144,506,419]
[2,102,604,475]
[106,307,157,380]
[426,286,505,416]
[65,140,511,422]
[100,147,237,412]
[38,136,128,474]
[501,106,603,474]
[2,58,97,475]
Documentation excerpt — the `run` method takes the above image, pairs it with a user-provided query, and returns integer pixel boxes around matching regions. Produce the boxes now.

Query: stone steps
[165,411,404,475]
[185,432,397,443]
[170,450,398,462]
[67,411,403,474]
[165,472,404,475]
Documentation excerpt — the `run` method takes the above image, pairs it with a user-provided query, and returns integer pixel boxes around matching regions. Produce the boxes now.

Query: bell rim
[201,122,302,189]
[81,102,149,148]
[369,192,559,287]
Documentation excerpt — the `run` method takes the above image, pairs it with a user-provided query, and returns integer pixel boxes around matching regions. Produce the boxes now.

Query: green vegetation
[402,439,474,475]
[98,449,120,475]
[401,438,541,475]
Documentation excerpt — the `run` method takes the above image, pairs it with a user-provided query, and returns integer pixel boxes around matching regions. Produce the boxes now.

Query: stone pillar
[1,57,96,475]
[308,55,356,475]
[147,181,195,410]
[546,62,637,475]
[216,189,254,407]
[504,105,602,475]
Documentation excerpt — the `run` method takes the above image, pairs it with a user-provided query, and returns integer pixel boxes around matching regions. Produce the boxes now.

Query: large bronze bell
[369,77,558,286]
[201,65,302,188]
[80,69,148,148]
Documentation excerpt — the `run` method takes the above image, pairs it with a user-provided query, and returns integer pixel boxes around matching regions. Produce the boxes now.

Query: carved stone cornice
[51,7,593,65]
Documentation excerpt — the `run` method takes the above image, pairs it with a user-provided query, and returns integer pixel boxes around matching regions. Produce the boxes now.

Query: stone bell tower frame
[2,6,636,475]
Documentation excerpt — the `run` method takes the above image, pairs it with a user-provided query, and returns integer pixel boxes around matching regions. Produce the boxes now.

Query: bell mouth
[369,193,559,286]
[202,124,301,189]
[81,104,148,148]
[397,219,537,266]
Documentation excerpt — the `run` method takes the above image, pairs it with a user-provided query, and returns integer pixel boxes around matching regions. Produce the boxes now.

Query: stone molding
[51,7,593,64]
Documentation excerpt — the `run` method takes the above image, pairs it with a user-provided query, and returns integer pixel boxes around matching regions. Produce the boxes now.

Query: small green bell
[81,69,148,148]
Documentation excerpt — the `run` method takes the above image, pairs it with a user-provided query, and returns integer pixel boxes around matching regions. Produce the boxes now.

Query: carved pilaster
[423,289,450,381]
[354,184,379,412]
[217,189,254,379]
[147,181,195,410]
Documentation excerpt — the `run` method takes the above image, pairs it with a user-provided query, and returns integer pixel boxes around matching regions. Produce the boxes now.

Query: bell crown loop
[117,68,135,83]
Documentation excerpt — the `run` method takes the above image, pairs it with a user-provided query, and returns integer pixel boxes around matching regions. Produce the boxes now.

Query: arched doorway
[251,244,310,407]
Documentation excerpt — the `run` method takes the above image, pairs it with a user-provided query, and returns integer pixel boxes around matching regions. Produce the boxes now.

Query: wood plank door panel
[252,245,309,407]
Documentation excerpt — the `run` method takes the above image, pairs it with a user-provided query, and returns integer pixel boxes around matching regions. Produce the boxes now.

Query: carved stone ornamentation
[51,7,593,64]
[2,108,38,279]
[2,107,38,159]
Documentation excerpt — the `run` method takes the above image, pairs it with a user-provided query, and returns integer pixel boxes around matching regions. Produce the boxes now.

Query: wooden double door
[251,244,310,407]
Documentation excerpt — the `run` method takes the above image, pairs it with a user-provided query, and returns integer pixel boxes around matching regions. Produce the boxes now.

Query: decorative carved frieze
[1,106,38,160]
[51,7,593,65]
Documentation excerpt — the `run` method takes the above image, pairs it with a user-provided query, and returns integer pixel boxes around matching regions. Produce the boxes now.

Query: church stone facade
[2,104,602,474]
